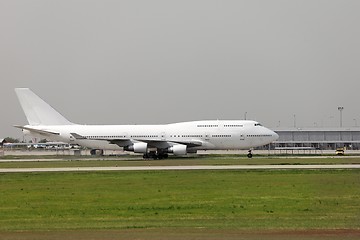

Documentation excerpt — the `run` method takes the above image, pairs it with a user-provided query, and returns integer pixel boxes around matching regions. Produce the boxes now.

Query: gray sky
[1,0,360,138]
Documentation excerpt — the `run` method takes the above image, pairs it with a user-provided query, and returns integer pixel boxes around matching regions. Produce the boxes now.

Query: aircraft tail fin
[15,88,74,126]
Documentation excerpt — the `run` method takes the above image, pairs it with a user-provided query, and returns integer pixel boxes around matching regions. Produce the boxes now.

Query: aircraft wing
[70,133,202,149]
[70,133,132,147]
[118,139,203,149]
[159,140,202,148]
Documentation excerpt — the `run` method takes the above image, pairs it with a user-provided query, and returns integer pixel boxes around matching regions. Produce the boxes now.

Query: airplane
[14,88,279,159]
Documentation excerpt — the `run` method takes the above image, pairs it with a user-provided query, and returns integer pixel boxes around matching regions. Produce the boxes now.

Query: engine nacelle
[125,142,148,153]
[168,144,187,156]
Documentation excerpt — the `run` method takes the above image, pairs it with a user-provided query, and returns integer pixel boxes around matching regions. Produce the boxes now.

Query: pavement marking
[0,164,360,173]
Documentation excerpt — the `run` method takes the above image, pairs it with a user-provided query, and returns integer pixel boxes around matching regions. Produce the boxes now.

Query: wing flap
[170,140,203,148]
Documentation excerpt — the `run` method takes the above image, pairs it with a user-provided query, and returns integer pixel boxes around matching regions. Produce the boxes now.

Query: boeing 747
[14,88,278,158]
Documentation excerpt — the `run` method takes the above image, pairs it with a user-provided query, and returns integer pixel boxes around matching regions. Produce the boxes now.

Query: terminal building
[262,128,360,151]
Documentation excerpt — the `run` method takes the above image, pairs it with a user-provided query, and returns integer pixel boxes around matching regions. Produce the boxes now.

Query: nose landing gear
[247,150,253,158]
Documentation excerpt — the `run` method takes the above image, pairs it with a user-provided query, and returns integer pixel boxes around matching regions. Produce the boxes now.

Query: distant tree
[4,137,20,143]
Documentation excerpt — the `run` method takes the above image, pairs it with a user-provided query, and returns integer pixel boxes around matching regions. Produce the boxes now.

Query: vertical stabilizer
[15,88,74,126]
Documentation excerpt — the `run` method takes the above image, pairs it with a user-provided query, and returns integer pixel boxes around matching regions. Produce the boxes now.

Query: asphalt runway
[1,164,360,173]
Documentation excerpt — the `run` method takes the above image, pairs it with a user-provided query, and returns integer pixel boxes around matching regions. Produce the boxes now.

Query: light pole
[354,118,358,127]
[293,114,296,128]
[244,112,247,120]
[338,107,344,127]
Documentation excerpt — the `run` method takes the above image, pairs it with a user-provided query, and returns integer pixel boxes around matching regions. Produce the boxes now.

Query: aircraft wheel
[247,153,253,158]
[90,149,104,156]
[157,153,168,160]
[147,151,157,160]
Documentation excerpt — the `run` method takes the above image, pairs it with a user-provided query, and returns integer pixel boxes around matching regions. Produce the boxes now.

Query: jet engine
[124,142,148,153]
[168,144,187,155]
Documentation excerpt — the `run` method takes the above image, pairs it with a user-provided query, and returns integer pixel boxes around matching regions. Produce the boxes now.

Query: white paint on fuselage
[23,120,278,151]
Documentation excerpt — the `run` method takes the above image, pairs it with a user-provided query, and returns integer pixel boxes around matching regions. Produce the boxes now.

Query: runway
[1,164,360,173]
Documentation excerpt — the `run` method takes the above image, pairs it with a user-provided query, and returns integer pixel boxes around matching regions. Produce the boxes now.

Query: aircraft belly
[76,140,121,150]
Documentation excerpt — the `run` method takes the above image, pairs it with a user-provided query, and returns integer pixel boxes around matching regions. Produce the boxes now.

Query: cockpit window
[254,123,262,126]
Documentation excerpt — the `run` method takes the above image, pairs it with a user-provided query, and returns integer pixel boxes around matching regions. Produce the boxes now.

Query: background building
[267,128,360,150]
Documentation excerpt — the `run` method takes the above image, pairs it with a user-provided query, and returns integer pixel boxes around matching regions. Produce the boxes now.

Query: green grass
[1,155,360,168]
[0,170,359,231]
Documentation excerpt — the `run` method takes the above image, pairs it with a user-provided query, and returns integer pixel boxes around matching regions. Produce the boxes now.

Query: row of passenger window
[197,125,219,128]
[86,134,242,139]
[198,124,243,128]
[171,135,203,138]
[87,136,126,139]
[247,135,272,137]
[131,135,158,138]
[212,135,232,138]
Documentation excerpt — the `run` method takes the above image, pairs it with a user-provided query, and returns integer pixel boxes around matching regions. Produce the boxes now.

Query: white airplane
[14,88,278,158]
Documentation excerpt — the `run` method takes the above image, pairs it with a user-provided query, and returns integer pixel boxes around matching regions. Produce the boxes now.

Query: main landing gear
[90,149,104,156]
[143,151,169,160]
[247,150,253,158]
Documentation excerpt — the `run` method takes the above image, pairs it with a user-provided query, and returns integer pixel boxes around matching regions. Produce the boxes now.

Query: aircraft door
[240,133,245,140]
[205,133,210,141]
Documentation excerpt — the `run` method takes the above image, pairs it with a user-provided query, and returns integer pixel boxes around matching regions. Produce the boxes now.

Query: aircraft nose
[272,131,279,141]
[265,128,279,142]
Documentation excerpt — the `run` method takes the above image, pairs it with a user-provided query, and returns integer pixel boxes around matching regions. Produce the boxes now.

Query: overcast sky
[1,0,359,138]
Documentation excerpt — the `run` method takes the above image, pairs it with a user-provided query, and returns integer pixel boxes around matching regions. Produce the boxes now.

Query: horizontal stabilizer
[14,125,60,136]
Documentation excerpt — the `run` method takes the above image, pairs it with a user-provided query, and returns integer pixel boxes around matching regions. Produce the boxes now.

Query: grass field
[1,170,359,231]
[1,154,360,239]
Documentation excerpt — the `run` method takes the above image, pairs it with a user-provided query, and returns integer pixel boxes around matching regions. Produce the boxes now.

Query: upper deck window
[224,124,243,127]
[254,123,262,126]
